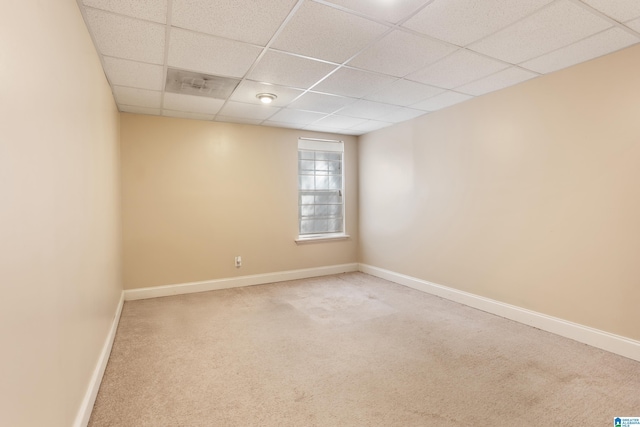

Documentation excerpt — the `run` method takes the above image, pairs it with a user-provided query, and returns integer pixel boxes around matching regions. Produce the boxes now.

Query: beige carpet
[89,273,640,426]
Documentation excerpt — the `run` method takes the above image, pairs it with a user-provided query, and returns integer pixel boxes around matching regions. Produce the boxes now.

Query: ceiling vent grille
[165,68,241,99]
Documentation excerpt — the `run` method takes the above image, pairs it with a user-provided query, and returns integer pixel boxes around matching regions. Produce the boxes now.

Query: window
[297,138,346,241]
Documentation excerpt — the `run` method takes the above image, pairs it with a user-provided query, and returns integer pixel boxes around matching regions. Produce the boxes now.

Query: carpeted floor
[89,272,640,426]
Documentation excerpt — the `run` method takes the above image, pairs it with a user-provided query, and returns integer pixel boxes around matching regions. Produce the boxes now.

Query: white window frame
[296,138,349,243]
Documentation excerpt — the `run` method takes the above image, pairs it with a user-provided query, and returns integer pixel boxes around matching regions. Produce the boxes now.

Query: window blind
[298,138,344,236]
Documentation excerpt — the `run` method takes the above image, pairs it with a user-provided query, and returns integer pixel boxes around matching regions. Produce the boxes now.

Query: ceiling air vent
[165,68,241,99]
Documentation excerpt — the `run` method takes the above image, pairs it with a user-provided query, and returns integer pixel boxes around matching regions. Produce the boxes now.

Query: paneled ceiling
[77,0,640,135]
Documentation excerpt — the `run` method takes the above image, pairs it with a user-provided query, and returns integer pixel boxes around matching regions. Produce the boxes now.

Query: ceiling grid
[76,0,640,135]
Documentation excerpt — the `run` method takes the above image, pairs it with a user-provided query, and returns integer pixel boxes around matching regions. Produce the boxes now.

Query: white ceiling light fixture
[256,93,277,104]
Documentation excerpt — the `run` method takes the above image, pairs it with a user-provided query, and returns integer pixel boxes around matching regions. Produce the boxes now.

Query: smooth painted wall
[0,1,122,426]
[120,114,358,289]
[359,44,640,341]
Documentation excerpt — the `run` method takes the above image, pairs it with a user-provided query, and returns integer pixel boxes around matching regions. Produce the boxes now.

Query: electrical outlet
[234,256,242,268]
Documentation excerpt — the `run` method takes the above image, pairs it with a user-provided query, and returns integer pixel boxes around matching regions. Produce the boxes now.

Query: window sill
[295,233,350,244]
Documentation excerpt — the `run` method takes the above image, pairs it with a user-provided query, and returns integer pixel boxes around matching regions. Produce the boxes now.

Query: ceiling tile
[268,109,328,125]
[215,116,263,125]
[348,30,457,77]
[162,110,215,121]
[171,0,297,46]
[84,9,165,64]
[364,79,445,106]
[411,91,472,111]
[168,28,262,77]
[102,57,164,90]
[83,0,167,23]
[337,129,364,136]
[580,0,640,22]
[521,27,639,74]
[218,101,280,120]
[262,120,305,129]
[248,50,337,89]
[349,120,393,133]
[322,0,433,24]
[313,115,368,129]
[303,124,354,134]
[376,107,426,123]
[113,86,162,108]
[163,93,225,114]
[627,17,640,32]
[271,1,389,63]
[456,67,538,96]
[407,49,509,89]
[337,99,400,120]
[229,81,303,107]
[288,92,356,113]
[313,67,397,98]
[403,0,553,46]
[469,0,613,64]
[120,105,162,115]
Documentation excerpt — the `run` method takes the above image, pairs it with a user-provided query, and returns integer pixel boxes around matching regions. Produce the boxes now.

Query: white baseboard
[75,262,639,427]
[359,264,640,363]
[124,263,360,301]
[74,291,125,427]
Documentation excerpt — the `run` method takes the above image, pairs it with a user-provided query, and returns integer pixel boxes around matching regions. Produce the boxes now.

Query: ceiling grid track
[160,0,174,117]
[76,0,640,135]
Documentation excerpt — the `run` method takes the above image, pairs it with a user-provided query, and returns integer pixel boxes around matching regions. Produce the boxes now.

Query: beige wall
[0,1,122,426]
[359,44,640,341]
[120,114,358,289]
